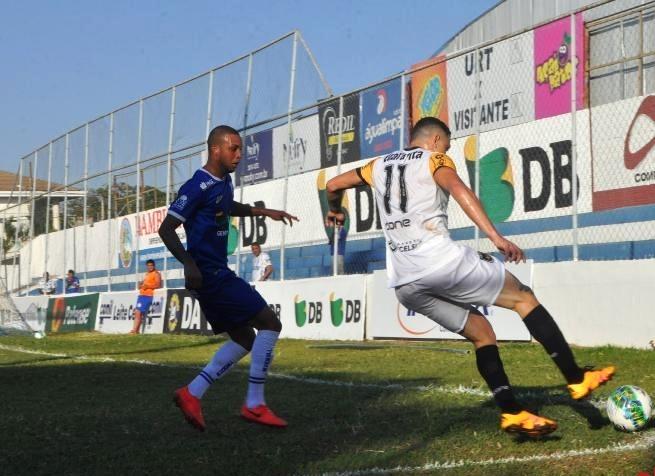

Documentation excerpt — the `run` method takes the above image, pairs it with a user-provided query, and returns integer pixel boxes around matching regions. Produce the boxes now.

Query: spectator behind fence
[327,224,346,275]
[65,269,81,294]
[130,259,162,334]
[39,272,56,295]
[251,243,273,281]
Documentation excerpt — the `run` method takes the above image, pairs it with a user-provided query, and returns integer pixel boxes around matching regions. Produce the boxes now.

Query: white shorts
[394,244,505,333]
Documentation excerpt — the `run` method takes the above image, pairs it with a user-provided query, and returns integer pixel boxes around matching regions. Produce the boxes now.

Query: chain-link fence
[3,2,655,295]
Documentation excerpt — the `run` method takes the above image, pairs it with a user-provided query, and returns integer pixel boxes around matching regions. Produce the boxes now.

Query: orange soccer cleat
[174,386,206,431]
[240,404,288,428]
[567,366,616,400]
[500,410,558,437]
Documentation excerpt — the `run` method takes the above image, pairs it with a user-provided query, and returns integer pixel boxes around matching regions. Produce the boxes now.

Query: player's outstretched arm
[158,214,203,289]
[325,169,366,226]
[434,167,525,263]
[231,201,299,226]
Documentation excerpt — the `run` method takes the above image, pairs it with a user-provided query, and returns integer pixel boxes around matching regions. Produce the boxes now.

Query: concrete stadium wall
[533,259,655,349]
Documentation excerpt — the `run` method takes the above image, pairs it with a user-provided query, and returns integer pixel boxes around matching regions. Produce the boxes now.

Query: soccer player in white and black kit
[325,117,615,437]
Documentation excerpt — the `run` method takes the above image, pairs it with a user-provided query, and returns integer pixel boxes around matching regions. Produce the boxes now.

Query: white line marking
[320,433,655,475]
[0,344,607,407]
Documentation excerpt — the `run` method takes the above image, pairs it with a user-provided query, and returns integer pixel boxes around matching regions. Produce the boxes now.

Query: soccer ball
[606,385,653,432]
[33,331,45,340]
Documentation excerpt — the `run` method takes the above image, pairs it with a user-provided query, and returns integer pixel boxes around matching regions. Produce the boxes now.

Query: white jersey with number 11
[357,147,466,288]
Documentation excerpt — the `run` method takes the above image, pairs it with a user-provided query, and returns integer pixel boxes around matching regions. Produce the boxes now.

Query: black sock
[476,345,523,414]
[523,305,584,384]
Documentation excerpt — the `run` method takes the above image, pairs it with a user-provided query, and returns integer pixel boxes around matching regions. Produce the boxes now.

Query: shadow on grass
[95,337,222,357]
[0,362,645,476]
[510,385,609,430]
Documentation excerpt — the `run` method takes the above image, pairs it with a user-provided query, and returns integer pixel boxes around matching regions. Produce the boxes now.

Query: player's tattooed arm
[158,214,203,289]
[325,169,366,226]
[434,166,525,263]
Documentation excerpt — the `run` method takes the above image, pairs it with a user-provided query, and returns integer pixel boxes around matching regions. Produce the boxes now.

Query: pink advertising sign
[534,13,585,119]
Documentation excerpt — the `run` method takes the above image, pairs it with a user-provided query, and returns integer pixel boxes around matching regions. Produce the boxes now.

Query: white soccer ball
[33,331,45,340]
[606,385,653,432]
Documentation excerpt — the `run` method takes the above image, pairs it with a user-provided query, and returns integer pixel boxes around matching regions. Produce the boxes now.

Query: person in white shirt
[251,243,273,281]
[39,272,56,295]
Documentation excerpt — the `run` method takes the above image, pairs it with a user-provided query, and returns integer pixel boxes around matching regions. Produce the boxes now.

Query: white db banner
[14,296,49,332]
[368,262,532,341]
[253,275,366,340]
[95,290,166,334]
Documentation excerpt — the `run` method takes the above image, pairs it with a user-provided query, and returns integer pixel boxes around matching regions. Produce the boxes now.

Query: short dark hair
[68,269,75,274]
[207,125,240,148]
[146,259,155,265]
[410,117,451,141]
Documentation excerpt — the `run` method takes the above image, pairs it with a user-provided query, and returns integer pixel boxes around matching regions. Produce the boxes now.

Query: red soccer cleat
[240,404,288,428]
[174,386,206,431]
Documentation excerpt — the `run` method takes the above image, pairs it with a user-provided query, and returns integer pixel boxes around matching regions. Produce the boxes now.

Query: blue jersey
[167,168,234,276]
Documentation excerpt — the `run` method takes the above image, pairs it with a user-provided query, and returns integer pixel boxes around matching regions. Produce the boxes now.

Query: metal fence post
[205,71,214,152]
[13,160,24,293]
[236,53,253,278]
[165,87,177,288]
[280,31,298,281]
[571,13,579,261]
[474,49,481,251]
[333,95,344,276]
[83,124,90,288]
[135,100,144,290]
[63,134,69,293]
[399,73,406,148]
[44,142,53,285]
[28,151,37,295]
[107,114,114,291]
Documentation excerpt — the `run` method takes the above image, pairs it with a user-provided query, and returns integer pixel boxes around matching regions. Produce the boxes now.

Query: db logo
[294,295,322,327]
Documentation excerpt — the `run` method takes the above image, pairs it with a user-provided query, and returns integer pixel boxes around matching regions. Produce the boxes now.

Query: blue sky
[0,0,496,172]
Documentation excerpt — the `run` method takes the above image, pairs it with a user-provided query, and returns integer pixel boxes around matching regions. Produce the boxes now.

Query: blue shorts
[198,270,268,334]
[135,295,153,315]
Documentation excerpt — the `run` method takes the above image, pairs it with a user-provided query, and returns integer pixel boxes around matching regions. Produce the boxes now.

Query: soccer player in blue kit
[158,125,298,431]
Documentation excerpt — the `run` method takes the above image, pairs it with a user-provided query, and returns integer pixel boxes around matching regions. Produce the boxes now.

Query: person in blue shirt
[326,224,347,274]
[159,125,298,431]
[65,270,81,294]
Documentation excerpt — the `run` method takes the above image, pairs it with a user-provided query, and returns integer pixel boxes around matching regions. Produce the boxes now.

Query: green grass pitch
[1,333,654,475]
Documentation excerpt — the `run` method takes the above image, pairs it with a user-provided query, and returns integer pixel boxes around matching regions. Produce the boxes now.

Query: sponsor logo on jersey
[384,219,411,231]
[387,238,420,253]
[199,179,215,190]
[172,194,188,210]
[383,150,424,162]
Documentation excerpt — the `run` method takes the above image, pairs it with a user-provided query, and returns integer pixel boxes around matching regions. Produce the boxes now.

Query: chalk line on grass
[318,432,655,475]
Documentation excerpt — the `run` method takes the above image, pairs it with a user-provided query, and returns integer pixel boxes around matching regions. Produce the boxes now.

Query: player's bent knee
[251,306,282,332]
[461,313,497,348]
